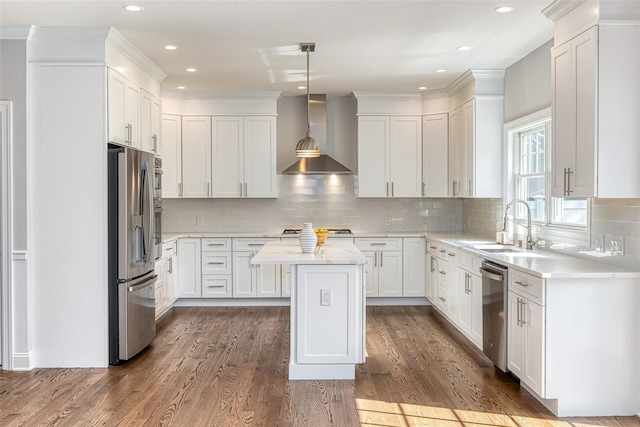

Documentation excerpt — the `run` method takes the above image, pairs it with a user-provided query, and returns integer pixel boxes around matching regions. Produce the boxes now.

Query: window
[505,108,588,242]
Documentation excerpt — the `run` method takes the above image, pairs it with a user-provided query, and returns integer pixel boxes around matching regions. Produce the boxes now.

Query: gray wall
[0,39,28,250]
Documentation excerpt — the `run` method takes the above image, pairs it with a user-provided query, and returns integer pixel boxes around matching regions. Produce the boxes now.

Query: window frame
[503,108,590,246]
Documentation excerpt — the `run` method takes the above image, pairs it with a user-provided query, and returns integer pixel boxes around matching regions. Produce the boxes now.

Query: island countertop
[251,240,366,265]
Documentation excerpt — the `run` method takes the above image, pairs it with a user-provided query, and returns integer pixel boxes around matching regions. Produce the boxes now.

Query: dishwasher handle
[479,267,504,282]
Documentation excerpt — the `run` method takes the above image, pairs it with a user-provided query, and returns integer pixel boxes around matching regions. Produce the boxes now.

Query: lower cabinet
[355,238,403,297]
[201,237,232,298]
[507,269,545,397]
[232,238,281,297]
[178,238,202,297]
[402,238,426,297]
[155,240,178,319]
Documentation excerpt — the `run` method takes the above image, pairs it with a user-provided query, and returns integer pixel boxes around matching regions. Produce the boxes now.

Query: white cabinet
[427,241,459,322]
[201,238,232,298]
[357,116,422,198]
[422,113,449,197]
[141,90,161,154]
[507,269,545,397]
[232,238,280,297]
[355,238,403,297]
[181,116,212,198]
[426,242,438,304]
[156,240,178,318]
[178,238,202,298]
[457,250,483,349]
[448,98,503,198]
[108,68,141,149]
[551,25,640,198]
[160,114,182,198]
[211,116,277,198]
[402,238,426,297]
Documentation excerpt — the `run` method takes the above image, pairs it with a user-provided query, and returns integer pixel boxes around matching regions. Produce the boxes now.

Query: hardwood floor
[1,306,638,426]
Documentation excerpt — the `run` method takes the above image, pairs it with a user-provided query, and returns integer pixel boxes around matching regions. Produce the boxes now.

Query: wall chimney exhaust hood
[283,94,352,175]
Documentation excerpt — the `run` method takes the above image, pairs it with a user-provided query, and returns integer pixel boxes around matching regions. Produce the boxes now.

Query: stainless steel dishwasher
[480,260,508,372]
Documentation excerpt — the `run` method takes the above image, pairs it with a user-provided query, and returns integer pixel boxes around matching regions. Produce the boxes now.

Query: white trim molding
[1,101,13,370]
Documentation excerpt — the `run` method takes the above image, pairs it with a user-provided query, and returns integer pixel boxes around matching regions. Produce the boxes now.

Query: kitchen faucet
[503,199,536,250]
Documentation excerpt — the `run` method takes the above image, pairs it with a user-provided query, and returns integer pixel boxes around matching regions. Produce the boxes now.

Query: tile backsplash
[163,176,639,270]
[163,175,462,234]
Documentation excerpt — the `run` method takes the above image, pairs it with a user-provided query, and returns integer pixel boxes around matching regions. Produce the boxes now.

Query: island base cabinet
[289,264,365,380]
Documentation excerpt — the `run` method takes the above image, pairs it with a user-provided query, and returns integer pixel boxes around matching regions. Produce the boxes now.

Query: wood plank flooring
[1,306,638,426]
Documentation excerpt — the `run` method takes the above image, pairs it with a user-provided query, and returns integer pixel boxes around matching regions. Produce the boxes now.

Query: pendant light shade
[295,43,321,158]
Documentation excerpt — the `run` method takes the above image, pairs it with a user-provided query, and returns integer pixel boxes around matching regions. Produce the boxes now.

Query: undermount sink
[480,248,519,253]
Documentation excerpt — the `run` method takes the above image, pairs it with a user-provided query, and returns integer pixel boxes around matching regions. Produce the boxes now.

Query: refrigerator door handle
[128,274,158,292]
[144,163,154,264]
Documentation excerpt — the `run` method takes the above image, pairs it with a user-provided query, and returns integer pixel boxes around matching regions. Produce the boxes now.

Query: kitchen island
[252,240,366,380]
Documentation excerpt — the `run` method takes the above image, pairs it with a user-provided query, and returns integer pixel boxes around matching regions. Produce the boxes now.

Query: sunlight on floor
[355,398,608,427]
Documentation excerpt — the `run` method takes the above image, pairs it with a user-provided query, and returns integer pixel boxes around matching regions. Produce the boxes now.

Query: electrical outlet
[321,288,332,306]
[591,233,605,252]
[610,236,625,256]
[385,216,392,226]
[196,216,204,226]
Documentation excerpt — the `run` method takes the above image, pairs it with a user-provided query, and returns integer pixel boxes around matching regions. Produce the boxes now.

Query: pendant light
[295,43,321,158]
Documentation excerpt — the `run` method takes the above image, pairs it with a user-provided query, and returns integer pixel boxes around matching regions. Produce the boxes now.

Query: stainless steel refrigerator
[108,146,157,364]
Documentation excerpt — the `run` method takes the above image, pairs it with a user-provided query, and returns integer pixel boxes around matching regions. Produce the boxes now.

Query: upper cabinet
[212,115,277,198]
[108,69,141,149]
[550,24,640,198]
[354,93,422,198]
[160,92,280,199]
[141,90,161,154]
[422,113,449,198]
[447,70,504,198]
[161,114,182,198]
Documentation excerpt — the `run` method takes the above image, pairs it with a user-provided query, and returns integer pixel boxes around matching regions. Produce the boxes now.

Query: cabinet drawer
[202,238,231,251]
[354,238,402,251]
[510,269,545,305]
[202,275,232,298]
[201,253,231,275]
[459,250,483,274]
[233,238,278,251]
[161,241,176,258]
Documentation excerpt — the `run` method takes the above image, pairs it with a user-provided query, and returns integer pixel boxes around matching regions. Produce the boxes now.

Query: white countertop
[251,240,367,265]
[162,231,424,241]
[426,232,640,279]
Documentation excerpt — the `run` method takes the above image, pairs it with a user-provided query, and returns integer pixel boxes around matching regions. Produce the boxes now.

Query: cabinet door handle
[515,280,529,287]
[452,180,457,196]
[380,251,383,268]
[374,252,377,267]
[179,182,182,197]
[422,182,425,197]
[521,299,527,325]
[207,182,211,197]
[439,270,446,275]
[152,134,157,152]
[391,182,394,197]
[517,298,522,326]
[244,182,247,197]
[430,256,435,273]
[465,272,469,293]
[168,257,173,274]
[386,182,389,197]
[566,168,573,195]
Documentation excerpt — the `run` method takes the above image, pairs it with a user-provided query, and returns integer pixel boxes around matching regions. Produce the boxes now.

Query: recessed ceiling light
[435,69,447,73]
[164,45,177,51]
[457,46,472,51]
[186,68,197,72]
[123,5,143,12]
[418,86,427,91]
[176,86,186,90]
[494,6,514,13]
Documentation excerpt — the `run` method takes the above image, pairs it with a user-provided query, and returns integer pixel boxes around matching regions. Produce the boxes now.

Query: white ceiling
[1,0,555,95]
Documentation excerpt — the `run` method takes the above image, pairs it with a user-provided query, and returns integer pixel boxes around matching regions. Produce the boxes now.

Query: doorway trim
[1,100,13,369]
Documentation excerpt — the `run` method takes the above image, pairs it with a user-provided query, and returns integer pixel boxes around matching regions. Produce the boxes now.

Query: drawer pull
[447,252,455,257]
[371,243,387,246]
[439,249,446,253]
[207,262,225,265]
[430,246,437,249]
[207,285,226,288]
[515,280,529,287]
[247,243,264,246]
[165,247,173,251]
[439,270,446,275]
[439,297,446,302]
[208,243,226,246]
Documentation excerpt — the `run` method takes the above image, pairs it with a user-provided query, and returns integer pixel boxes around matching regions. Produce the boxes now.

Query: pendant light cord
[305,46,311,137]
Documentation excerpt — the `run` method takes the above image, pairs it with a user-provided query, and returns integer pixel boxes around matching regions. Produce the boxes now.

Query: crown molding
[106,28,167,82]
[542,0,586,22]
[0,25,34,40]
